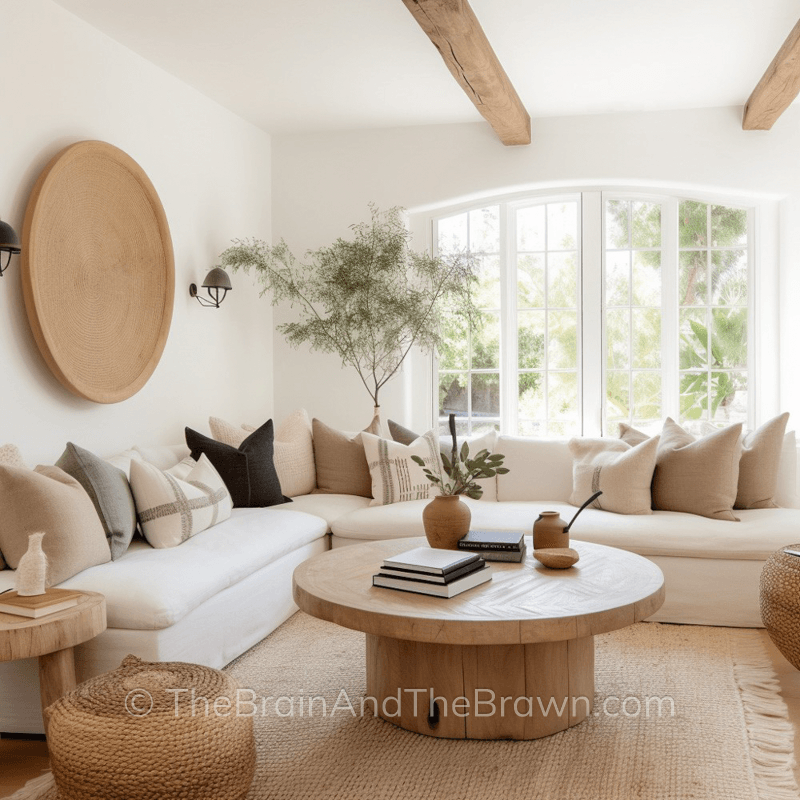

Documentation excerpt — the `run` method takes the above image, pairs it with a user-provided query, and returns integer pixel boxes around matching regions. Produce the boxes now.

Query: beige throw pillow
[361,430,442,506]
[623,414,791,511]
[312,414,381,497]
[0,465,111,585]
[0,445,26,570]
[700,413,790,509]
[652,418,743,521]
[210,409,316,497]
[568,436,659,515]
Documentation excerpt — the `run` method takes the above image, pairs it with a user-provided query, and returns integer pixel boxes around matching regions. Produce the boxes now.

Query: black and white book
[458,529,525,551]
[379,558,486,584]
[479,543,527,563]
[372,564,493,598]
[382,547,480,576]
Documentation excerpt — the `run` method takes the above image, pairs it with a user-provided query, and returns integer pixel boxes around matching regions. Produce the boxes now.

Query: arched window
[433,190,754,438]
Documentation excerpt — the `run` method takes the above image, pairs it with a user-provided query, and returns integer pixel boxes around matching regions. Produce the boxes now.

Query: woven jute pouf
[46,655,255,800]
[760,545,800,669]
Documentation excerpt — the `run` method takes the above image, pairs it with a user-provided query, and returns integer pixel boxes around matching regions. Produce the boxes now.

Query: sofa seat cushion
[330,499,800,561]
[285,493,371,530]
[41,508,327,631]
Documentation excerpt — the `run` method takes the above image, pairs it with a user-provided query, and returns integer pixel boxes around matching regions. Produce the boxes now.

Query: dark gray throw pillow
[56,442,137,560]
[186,419,290,508]
[388,419,419,446]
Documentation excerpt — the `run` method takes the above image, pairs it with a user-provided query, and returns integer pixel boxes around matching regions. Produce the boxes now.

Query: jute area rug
[11,613,799,800]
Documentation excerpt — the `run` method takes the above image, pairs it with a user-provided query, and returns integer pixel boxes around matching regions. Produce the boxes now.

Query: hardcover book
[458,529,525,551]
[379,558,485,584]
[0,588,82,619]
[382,547,480,575]
[372,564,492,598]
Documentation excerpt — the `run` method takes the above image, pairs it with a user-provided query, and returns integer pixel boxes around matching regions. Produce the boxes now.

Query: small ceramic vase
[423,495,471,549]
[533,511,569,550]
[16,532,47,596]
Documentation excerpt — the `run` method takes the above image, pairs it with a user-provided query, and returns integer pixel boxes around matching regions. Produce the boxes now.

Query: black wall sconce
[190,267,232,308]
[0,219,21,277]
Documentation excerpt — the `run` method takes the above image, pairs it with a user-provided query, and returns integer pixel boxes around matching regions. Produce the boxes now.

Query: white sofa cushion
[496,436,574,501]
[53,508,327,630]
[330,498,800,561]
[285,493,371,530]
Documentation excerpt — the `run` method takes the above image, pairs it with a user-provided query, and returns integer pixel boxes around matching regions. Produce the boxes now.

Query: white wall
[271,107,800,432]
[0,0,274,465]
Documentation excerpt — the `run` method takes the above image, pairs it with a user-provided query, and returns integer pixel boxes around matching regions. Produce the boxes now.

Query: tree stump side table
[0,591,106,726]
[761,546,800,669]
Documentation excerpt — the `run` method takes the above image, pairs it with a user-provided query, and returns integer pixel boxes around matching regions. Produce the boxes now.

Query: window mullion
[581,191,603,436]
[500,204,517,435]
[661,199,679,421]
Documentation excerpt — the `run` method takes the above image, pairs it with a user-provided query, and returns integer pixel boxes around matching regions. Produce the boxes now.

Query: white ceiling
[52,0,800,135]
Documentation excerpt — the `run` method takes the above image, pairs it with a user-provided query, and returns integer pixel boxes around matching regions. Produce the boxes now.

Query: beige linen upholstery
[568,436,659,515]
[623,414,791,511]
[0,445,26,570]
[652,418,742,521]
[0,464,111,585]
[312,414,381,497]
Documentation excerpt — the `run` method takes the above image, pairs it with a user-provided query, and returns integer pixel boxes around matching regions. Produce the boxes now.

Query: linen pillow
[361,430,442,506]
[186,420,289,508]
[312,414,381,497]
[652,418,743,521]
[0,445,26,570]
[209,409,316,497]
[129,455,233,548]
[568,436,659,515]
[388,420,500,501]
[775,430,798,509]
[56,442,138,560]
[700,413,790,509]
[0,465,111,585]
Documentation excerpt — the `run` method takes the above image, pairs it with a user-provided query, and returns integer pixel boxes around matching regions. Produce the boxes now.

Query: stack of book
[457,529,527,562]
[0,588,82,618]
[372,547,492,598]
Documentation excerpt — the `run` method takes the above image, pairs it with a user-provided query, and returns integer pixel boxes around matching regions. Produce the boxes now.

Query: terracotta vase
[423,495,471,549]
[533,511,569,550]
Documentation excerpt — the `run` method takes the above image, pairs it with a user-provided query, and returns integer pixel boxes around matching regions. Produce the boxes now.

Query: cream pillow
[653,418,742,521]
[0,445,26,570]
[700,413,790,509]
[209,409,316,497]
[0,465,111,585]
[568,436,659,515]
[361,430,442,506]
[775,430,798,509]
[129,455,233,549]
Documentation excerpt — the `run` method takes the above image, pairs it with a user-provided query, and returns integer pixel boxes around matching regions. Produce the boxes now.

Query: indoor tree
[216,205,480,412]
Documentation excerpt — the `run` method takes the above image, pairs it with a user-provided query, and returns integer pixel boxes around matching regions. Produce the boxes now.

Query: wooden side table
[0,591,106,723]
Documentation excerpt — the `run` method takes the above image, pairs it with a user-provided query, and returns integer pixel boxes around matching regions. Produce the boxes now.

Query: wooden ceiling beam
[743,18,800,130]
[402,0,531,146]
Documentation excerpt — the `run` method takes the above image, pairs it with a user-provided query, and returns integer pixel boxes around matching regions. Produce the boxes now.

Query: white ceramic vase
[16,532,47,596]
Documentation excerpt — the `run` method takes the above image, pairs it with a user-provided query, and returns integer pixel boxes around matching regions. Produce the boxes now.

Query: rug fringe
[730,631,800,800]
[4,772,55,800]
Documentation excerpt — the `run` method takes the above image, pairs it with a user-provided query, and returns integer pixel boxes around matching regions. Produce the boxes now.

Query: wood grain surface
[294,537,665,646]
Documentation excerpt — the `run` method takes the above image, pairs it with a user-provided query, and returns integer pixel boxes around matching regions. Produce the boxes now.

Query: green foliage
[411,442,509,499]
[217,206,480,407]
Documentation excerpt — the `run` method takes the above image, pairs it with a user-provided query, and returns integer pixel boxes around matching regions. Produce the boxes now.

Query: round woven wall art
[21,141,174,404]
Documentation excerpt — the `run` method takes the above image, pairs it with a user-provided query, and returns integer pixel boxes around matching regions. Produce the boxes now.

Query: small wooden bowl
[533,548,580,569]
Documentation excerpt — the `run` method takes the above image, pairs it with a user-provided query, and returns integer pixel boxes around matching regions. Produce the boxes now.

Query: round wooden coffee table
[293,537,664,740]
[0,591,106,726]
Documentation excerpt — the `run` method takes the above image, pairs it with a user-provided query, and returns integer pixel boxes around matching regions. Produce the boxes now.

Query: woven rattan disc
[21,141,174,403]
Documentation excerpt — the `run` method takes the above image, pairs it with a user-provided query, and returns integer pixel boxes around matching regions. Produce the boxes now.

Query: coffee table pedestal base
[366,633,594,740]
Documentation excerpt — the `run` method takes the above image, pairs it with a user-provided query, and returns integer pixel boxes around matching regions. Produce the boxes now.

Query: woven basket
[46,655,255,800]
[760,546,800,669]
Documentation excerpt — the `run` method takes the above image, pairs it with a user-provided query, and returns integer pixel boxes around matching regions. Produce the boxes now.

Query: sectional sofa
[1,427,797,733]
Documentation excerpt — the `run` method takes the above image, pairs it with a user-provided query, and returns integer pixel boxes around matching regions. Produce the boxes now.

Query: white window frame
[428,185,772,436]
